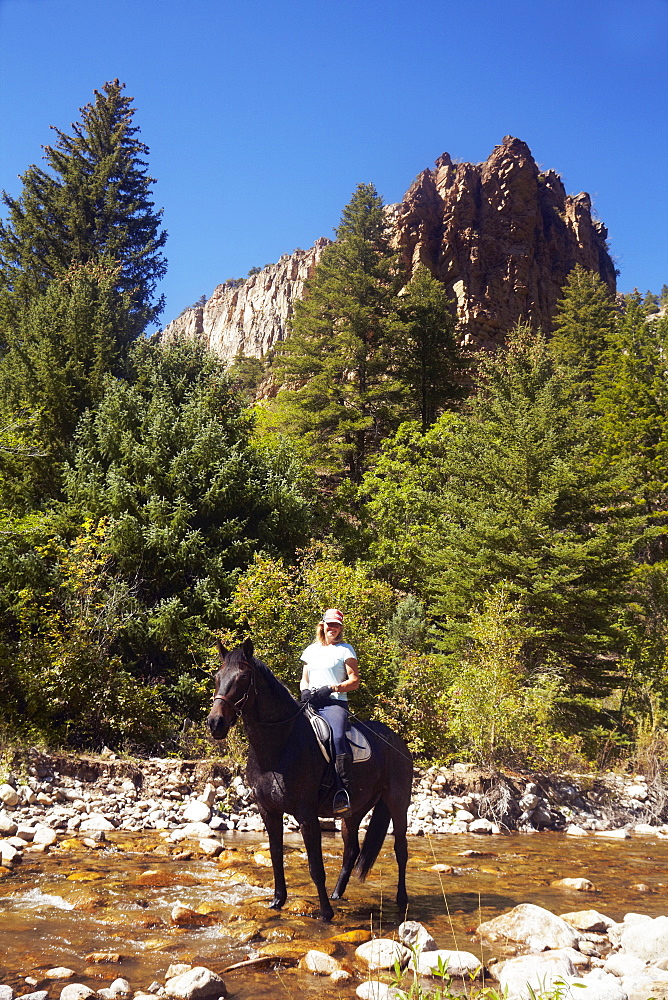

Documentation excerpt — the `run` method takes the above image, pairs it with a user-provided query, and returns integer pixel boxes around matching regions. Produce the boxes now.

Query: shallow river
[1,830,668,999]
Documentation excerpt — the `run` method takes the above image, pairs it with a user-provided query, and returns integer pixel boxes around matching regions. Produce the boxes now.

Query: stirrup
[333,788,351,818]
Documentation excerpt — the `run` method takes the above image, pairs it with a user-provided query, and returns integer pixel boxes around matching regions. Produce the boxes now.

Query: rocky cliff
[160,137,615,357]
[394,136,616,347]
[160,238,331,359]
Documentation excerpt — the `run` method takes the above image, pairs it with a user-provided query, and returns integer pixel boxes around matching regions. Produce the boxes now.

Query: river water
[1,830,667,999]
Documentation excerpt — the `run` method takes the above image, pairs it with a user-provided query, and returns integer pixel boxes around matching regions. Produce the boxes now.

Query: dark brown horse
[207,638,412,921]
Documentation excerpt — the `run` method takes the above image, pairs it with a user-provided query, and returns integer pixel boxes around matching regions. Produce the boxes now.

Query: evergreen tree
[550,264,616,389]
[594,297,668,508]
[396,264,464,431]
[364,327,636,698]
[0,261,134,502]
[63,340,312,679]
[0,79,167,338]
[271,183,405,483]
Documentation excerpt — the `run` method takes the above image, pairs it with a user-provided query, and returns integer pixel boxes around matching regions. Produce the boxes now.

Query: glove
[311,685,333,707]
[300,689,313,703]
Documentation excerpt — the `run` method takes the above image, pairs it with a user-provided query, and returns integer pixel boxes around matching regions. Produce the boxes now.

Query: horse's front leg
[299,813,334,921]
[259,806,287,910]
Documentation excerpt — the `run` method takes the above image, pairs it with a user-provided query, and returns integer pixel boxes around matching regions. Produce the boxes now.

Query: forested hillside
[2,83,668,772]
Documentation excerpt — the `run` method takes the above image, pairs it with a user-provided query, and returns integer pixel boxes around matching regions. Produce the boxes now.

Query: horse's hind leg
[388,800,409,912]
[330,814,361,900]
[259,807,287,910]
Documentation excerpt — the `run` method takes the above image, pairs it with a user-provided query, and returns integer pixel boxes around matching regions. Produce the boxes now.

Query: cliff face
[160,137,615,357]
[395,136,616,347]
[160,237,331,360]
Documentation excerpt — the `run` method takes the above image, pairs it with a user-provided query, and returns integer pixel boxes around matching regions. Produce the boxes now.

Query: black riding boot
[333,753,353,818]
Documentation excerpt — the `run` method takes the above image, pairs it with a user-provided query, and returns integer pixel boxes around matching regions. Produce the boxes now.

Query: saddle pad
[307,710,371,764]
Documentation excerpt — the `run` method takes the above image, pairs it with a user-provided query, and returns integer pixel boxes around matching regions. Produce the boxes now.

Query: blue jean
[318,701,349,756]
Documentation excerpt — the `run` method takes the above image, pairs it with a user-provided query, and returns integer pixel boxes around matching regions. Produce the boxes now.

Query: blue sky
[1,0,667,328]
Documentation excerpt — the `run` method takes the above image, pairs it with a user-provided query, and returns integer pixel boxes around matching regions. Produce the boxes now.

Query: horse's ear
[242,637,255,660]
[215,639,228,663]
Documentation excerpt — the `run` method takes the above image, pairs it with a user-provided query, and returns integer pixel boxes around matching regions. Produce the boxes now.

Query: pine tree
[0,261,134,502]
[396,264,464,431]
[550,264,616,389]
[270,183,405,483]
[364,327,636,698]
[0,79,167,338]
[594,296,668,505]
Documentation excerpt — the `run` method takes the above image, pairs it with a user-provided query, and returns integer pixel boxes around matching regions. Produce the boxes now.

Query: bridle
[210,654,308,727]
[211,658,256,719]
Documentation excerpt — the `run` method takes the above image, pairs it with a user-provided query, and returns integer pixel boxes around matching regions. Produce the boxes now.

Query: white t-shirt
[301,641,357,702]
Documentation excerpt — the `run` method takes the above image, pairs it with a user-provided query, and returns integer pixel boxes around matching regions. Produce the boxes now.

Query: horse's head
[207,638,256,741]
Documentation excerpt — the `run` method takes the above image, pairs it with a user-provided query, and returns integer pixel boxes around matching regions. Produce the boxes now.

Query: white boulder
[355,939,411,971]
[477,903,580,952]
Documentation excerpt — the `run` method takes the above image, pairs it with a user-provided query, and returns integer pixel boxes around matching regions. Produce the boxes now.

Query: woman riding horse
[299,608,359,818]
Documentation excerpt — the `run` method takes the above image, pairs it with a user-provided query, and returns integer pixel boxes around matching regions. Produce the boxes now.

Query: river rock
[561,910,615,933]
[0,841,19,866]
[18,993,48,1000]
[552,877,596,891]
[80,814,116,832]
[165,967,227,1000]
[356,939,411,970]
[622,970,668,1000]
[170,904,216,927]
[0,784,19,808]
[469,818,494,834]
[60,986,96,1000]
[594,829,630,840]
[33,825,58,846]
[355,983,402,1000]
[561,970,629,1000]
[567,825,589,836]
[301,950,341,974]
[604,955,647,978]
[416,949,482,977]
[165,967,192,980]
[621,916,668,963]
[478,903,580,952]
[106,981,131,997]
[198,838,222,857]
[0,987,13,1000]
[182,801,211,824]
[398,920,437,954]
[0,813,17,836]
[498,952,577,999]
[45,969,76,979]
[173,822,213,841]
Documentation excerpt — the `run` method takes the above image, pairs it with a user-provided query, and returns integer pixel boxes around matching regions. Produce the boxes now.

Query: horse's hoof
[268,899,286,910]
[330,889,344,900]
[320,909,334,922]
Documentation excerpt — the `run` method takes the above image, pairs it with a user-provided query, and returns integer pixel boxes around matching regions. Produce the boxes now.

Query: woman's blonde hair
[315,622,344,644]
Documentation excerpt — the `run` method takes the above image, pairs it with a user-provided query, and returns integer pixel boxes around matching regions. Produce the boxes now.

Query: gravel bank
[2,751,668,868]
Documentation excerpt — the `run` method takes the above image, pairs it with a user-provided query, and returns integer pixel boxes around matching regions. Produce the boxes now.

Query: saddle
[306,705,371,764]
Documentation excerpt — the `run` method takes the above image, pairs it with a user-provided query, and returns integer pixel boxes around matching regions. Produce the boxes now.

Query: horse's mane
[252,654,297,704]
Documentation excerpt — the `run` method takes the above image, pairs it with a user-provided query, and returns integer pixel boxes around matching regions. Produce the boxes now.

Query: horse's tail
[354,800,391,882]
